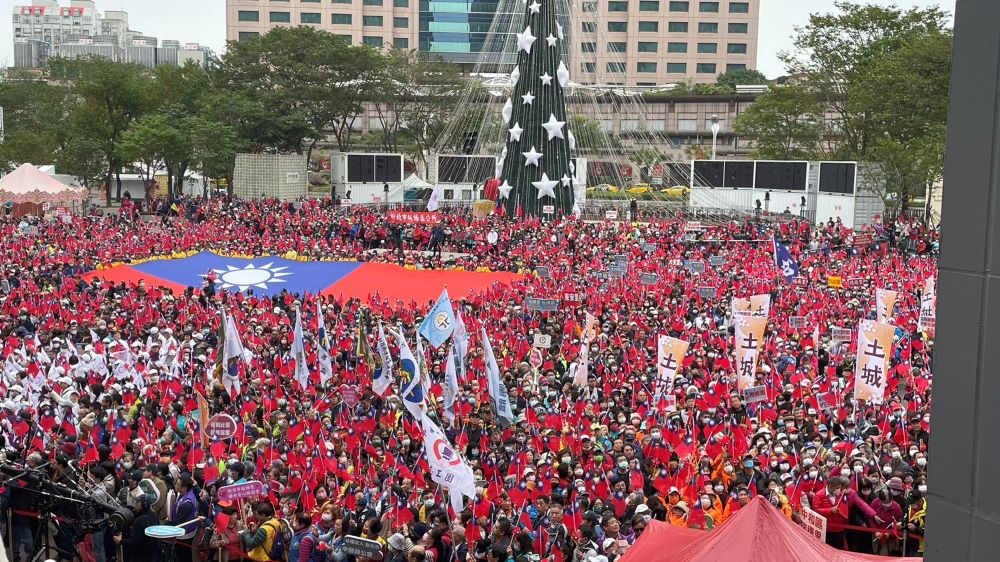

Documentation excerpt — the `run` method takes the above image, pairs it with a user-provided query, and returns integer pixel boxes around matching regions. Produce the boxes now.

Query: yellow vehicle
[659,185,692,196]
[627,185,651,194]
[592,183,620,192]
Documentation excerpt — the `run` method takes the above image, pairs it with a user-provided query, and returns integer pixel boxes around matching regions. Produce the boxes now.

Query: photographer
[114,494,160,562]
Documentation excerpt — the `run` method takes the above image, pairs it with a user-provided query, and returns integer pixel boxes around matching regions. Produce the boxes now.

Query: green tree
[733,84,825,159]
[0,73,74,173]
[716,68,768,91]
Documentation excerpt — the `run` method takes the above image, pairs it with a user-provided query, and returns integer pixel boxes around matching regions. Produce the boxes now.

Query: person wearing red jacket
[810,476,880,550]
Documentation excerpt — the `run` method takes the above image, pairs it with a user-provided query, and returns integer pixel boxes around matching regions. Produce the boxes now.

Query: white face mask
[321,513,333,522]
[724,466,734,474]
[808,471,819,479]
[883,466,892,475]
[916,457,927,467]
[918,485,927,493]
[714,485,724,493]
[854,465,864,473]
[774,446,784,454]
[701,499,711,508]
[891,451,901,459]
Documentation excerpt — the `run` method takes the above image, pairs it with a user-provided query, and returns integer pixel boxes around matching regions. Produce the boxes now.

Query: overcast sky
[1,0,955,77]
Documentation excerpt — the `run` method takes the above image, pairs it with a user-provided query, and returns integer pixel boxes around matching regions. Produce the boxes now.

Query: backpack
[265,519,292,561]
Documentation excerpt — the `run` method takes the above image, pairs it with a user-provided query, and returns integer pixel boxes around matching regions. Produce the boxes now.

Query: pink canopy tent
[0,163,88,216]
[619,498,922,562]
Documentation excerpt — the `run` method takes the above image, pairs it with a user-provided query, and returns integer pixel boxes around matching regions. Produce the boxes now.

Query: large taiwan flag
[84,251,521,304]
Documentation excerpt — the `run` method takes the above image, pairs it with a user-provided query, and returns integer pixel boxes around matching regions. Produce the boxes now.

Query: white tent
[401,173,434,190]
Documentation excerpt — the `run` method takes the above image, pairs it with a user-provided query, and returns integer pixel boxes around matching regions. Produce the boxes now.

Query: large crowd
[0,196,937,562]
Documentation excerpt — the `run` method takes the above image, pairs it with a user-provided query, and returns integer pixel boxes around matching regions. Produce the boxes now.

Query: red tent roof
[619,498,922,562]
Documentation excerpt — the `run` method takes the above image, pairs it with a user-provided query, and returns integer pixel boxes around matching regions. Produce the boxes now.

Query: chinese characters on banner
[655,335,689,395]
[731,294,771,319]
[853,320,895,403]
[386,211,442,225]
[798,506,828,542]
[918,277,937,336]
[875,289,898,324]
[734,314,767,392]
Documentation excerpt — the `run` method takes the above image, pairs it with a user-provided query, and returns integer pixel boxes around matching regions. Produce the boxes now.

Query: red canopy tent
[619,498,922,562]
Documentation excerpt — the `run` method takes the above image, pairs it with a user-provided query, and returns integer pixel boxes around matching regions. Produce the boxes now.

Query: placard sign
[831,327,854,342]
[853,233,874,247]
[685,221,703,231]
[609,264,629,275]
[816,392,838,410]
[611,255,629,267]
[697,287,717,299]
[605,210,619,220]
[218,481,267,502]
[206,414,237,440]
[529,348,544,368]
[562,292,585,304]
[792,276,809,288]
[669,258,683,267]
[848,277,866,289]
[340,198,352,207]
[533,334,552,348]
[661,393,677,412]
[525,298,560,312]
[684,260,706,273]
[641,243,658,252]
[535,266,551,279]
[342,536,385,560]
[827,276,843,288]
[744,385,768,404]
[709,256,726,267]
[339,384,360,408]
[798,506,828,543]
[639,273,659,285]
[543,205,555,214]
[789,316,808,329]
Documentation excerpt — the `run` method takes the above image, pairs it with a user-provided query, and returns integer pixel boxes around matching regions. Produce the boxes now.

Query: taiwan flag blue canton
[773,238,800,282]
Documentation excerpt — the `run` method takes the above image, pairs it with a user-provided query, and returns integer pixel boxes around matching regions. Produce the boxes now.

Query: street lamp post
[710,114,720,160]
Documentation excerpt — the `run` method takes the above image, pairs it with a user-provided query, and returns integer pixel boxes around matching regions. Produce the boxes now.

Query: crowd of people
[0,196,937,562]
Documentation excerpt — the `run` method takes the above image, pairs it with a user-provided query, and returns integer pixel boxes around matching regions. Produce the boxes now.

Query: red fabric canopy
[619,498,922,562]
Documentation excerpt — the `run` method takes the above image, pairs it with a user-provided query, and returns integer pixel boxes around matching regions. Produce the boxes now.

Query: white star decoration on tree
[521,92,535,105]
[522,146,543,166]
[561,174,571,187]
[516,26,536,54]
[557,61,570,87]
[539,73,553,86]
[541,114,565,140]
[508,122,524,142]
[510,66,520,86]
[498,180,513,199]
[567,129,576,150]
[555,21,564,40]
[528,0,541,14]
[546,34,557,47]
[502,98,513,123]
[533,173,558,199]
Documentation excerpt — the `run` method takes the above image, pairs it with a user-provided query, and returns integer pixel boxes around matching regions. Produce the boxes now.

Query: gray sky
[2,0,956,77]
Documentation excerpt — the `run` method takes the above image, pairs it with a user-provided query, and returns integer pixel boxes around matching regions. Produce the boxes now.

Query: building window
[581,42,596,53]
[608,22,627,33]
[300,12,321,24]
[337,34,353,43]
[582,62,597,72]
[332,13,352,24]
[637,62,657,73]
[678,118,697,130]
[394,0,408,6]
[639,1,659,11]
[638,21,658,32]
[394,17,408,27]
[237,10,259,22]
[697,42,716,53]
[621,119,640,131]
[393,37,409,48]
[269,11,291,23]
[301,0,321,2]
[696,62,717,73]
[726,63,747,71]
[699,1,719,12]
[727,42,747,54]
[582,1,597,11]
[698,22,718,33]
[667,41,687,53]
[363,16,383,26]
[647,120,666,131]
[607,62,627,73]
[608,1,629,12]
[705,117,725,130]
[668,22,688,32]
[581,22,597,33]
[332,0,351,3]
[669,1,689,11]
[637,41,658,53]
[363,36,383,46]
[607,42,627,53]
[238,31,259,42]
[728,22,748,33]
[363,0,383,4]
[729,2,749,13]
[667,62,687,73]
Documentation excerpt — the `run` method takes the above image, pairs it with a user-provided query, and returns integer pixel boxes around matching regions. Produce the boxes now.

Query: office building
[11,0,211,69]
[225,0,759,86]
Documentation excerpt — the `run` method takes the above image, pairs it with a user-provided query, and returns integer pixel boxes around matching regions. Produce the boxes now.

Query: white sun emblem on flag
[204,262,292,292]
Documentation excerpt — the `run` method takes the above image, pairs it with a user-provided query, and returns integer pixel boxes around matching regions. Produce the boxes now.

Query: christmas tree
[496,0,577,217]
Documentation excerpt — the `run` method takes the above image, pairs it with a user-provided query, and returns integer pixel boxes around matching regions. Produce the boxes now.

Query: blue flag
[773,237,800,282]
[418,289,456,348]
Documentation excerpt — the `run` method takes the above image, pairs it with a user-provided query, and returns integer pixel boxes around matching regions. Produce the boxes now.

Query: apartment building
[225,0,759,86]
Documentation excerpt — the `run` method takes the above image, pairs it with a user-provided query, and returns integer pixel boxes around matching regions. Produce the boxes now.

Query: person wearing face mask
[904,484,928,556]
[734,456,768,497]
[811,476,880,550]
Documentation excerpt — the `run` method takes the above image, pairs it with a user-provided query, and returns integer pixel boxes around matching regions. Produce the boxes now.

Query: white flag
[481,327,515,424]
[316,302,334,385]
[571,341,589,387]
[427,183,444,212]
[372,323,394,396]
[443,345,460,422]
[291,309,310,390]
[421,414,476,501]
[453,309,469,381]
[918,277,936,335]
